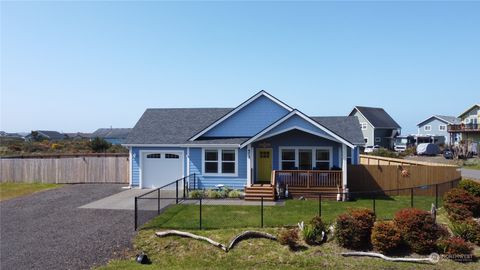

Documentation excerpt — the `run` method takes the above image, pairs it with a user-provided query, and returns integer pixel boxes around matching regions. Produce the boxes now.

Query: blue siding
[417,118,454,144]
[260,114,336,141]
[204,95,289,137]
[130,147,187,187]
[189,147,247,189]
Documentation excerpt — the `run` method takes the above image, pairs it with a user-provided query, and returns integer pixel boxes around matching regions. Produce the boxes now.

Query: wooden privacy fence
[359,154,457,167]
[0,154,129,184]
[347,164,461,196]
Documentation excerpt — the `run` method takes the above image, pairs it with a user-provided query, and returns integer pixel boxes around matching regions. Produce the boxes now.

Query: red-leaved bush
[335,208,376,250]
[394,208,443,254]
[437,237,473,262]
[371,221,402,254]
[443,188,480,220]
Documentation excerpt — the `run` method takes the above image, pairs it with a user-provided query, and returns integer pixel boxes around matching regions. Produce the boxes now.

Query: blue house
[417,115,460,145]
[124,91,364,199]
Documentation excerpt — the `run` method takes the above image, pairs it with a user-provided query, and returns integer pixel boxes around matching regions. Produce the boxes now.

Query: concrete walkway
[461,168,480,181]
[79,188,152,210]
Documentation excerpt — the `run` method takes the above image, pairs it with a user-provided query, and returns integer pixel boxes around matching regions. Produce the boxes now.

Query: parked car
[416,143,440,156]
[443,148,453,159]
[364,145,380,153]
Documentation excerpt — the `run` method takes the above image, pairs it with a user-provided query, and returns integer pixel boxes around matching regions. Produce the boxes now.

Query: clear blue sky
[1,1,479,134]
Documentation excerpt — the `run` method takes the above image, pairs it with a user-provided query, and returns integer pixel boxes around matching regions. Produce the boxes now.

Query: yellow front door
[256,148,272,183]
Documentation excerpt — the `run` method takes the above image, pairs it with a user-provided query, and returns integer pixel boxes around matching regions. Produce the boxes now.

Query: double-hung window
[315,149,330,170]
[203,149,237,175]
[281,149,296,170]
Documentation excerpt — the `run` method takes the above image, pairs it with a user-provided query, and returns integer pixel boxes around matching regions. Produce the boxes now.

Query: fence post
[410,188,414,208]
[183,177,186,199]
[372,193,376,215]
[194,173,197,189]
[318,194,322,216]
[199,198,202,230]
[176,180,179,204]
[451,180,454,189]
[134,197,138,231]
[435,184,439,209]
[261,196,264,228]
[157,189,161,214]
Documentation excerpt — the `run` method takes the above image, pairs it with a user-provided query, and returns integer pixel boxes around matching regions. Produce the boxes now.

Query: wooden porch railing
[271,170,342,188]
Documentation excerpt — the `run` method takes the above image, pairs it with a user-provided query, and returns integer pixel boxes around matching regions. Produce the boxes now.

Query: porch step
[244,185,275,201]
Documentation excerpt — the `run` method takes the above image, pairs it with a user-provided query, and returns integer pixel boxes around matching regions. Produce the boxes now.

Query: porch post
[247,144,252,187]
[342,144,348,193]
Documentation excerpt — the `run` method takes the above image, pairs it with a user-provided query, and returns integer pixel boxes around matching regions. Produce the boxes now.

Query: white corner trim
[246,144,252,186]
[128,147,133,186]
[201,148,239,177]
[342,144,347,188]
[186,147,190,176]
[189,91,293,141]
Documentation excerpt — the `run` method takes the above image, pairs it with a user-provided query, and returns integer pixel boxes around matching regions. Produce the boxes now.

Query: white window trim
[375,137,381,143]
[360,122,368,130]
[202,148,239,177]
[424,125,432,131]
[278,146,333,170]
[439,125,446,131]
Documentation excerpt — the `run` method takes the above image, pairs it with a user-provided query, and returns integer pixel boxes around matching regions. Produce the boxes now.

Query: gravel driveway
[0,184,136,270]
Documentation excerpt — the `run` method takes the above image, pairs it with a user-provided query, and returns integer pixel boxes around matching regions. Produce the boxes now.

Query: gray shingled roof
[126,108,365,146]
[353,106,401,129]
[37,130,67,140]
[125,108,233,144]
[311,116,365,145]
[418,115,460,126]
[92,128,131,139]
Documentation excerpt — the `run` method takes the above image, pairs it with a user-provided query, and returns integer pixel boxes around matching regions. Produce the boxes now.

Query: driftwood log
[341,252,439,264]
[155,230,277,252]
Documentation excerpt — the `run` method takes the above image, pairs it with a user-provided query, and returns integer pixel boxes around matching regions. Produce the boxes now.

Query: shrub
[335,208,376,250]
[459,179,480,197]
[227,190,243,198]
[189,190,204,199]
[89,137,111,152]
[278,228,299,249]
[451,220,480,245]
[205,190,222,199]
[371,221,402,254]
[394,208,442,254]
[218,187,232,198]
[444,188,480,218]
[437,237,473,262]
[445,203,474,221]
[303,216,327,245]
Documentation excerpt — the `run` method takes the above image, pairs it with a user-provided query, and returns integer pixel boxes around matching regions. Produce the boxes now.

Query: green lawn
[98,227,480,270]
[0,182,62,201]
[464,164,480,170]
[143,195,437,230]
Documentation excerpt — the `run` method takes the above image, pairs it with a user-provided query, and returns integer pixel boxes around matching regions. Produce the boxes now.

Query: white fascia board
[240,110,354,148]
[188,91,293,141]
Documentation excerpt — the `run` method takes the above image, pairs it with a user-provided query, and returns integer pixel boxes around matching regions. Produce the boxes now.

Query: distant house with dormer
[91,128,131,144]
[24,130,67,141]
[417,115,461,145]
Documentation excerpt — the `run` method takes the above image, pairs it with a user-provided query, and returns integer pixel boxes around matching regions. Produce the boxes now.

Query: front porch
[245,169,343,200]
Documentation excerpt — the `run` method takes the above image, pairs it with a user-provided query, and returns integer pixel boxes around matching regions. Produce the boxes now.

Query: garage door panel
[142,152,183,189]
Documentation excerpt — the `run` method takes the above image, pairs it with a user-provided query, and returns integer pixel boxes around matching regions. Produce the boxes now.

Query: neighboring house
[124,91,365,199]
[349,106,401,149]
[64,132,92,140]
[417,115,461,145]
[25,130,67,141]
[448,104,480,144]
[0,131,24,139]
[91,128,131,144]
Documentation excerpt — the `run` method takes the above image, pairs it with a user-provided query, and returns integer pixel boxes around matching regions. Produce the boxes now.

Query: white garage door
[141,151,184,189]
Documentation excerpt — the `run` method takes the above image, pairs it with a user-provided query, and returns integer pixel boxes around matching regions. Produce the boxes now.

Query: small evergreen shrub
[227,190,243,198]
[393,208,442,254]
[189,190,204,199]
[443,188,480,218]
[205,190,222,199]
[437,237,473,262]
[278,228,299,249]
[371,221,402,254]
[459,179,480,197]
[335,208,376,250]
[451,220,480,245]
